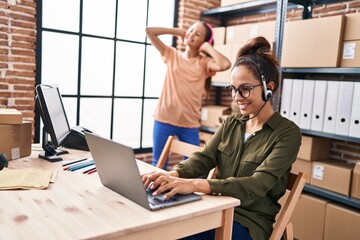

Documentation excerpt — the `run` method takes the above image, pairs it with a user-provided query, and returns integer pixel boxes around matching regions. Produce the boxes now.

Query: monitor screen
[35,84,70,150]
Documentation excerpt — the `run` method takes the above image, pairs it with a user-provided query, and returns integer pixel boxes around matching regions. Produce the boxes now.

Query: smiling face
[184,22,207,49]
[230,65,265,116]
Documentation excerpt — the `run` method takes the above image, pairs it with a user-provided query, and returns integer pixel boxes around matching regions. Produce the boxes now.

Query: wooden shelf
[304,184,360,210]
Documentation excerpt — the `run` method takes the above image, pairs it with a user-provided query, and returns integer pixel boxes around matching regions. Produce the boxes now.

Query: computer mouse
[0,153,9,170]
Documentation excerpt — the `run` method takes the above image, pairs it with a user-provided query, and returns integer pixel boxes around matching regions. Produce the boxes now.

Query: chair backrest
[156,135,217,179]
[270,172,307,240]
[156,136,203,170]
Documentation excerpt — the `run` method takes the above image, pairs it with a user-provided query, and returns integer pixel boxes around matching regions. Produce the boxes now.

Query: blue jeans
[179,221,252,240]
[152,120,200,169]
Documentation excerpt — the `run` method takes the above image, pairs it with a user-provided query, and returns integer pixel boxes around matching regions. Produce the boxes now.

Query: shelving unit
[201,0,360,211]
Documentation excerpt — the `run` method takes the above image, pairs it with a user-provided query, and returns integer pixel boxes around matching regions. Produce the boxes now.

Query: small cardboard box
[351,161,360,200]
[200,131,213,146]
[282,15,344,67]
[340,13,360,67]
[324,203,360,240]
[291,158,311,183]
[340,40,360,67]
[343,12,360,41]
[0,108,23,124]
[226,21,275,46]
[0,122,32,160]
[201,105,231,129]
[310,160,354,196]
[290,193,329,240]
[297,135,331,161]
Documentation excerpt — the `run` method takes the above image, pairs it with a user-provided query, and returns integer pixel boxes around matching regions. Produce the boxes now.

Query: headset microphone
[241,99,268,122]
[261,75,273,102]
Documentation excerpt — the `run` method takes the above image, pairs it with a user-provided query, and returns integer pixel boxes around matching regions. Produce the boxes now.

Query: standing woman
[143,36,302,239]
[146,21,231,169]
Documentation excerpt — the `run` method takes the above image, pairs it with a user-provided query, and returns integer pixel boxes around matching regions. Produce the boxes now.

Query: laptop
[84,132,202,211]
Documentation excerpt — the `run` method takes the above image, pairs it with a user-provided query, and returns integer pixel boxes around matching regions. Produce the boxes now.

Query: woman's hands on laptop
[142,170,211,199]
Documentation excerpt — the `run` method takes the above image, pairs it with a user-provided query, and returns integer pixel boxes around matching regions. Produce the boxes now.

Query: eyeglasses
[225,84,262,98]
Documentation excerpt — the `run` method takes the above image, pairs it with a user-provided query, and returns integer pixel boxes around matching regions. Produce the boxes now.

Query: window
[36,0,176,152]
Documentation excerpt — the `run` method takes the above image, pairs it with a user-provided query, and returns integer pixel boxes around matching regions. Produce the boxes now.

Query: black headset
[245,57,273,102]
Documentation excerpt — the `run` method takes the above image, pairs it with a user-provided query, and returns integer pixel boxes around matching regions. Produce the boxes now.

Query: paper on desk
[0,168,57,190]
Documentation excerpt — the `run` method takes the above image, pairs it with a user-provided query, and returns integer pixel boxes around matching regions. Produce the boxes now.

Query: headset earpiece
[261,75,272,101]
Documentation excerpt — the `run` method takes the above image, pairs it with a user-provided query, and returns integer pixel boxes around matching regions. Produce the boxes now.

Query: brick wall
[0,0,359,168]
[0,0,36,140]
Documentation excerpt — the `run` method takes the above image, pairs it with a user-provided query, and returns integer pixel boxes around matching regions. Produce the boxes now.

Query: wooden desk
[0,149,240,240]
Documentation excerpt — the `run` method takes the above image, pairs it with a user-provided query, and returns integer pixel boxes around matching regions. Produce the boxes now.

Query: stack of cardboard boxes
[288,135,360,239]
[211,12,360,84]
[0,109,32,160]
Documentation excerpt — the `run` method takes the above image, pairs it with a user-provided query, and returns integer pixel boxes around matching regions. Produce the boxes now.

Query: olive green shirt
[173,112,301,240]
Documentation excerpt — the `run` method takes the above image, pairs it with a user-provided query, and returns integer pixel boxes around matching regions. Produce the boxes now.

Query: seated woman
[142,36,301,240]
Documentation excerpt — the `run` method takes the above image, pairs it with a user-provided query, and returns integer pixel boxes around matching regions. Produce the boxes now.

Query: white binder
[349,82,360,138]
[310,80,327,132]
[335,81,354,136]
[299,80,315,129]
[280,78,293,119]
[289,79,303,127]
[323,81,340,134]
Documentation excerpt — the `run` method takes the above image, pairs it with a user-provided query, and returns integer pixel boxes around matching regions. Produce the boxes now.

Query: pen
[68,161,95,171]
[87,169,97,174]
[62,158,88,167]
[63,159,94,171]
[83,167,96,174]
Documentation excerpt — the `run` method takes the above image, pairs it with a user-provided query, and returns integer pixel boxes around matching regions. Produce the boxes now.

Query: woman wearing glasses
[146,21,231,170]
[143,36,301,240]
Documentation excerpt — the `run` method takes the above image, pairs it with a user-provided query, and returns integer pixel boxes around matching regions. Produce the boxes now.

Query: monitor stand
[38,129,69,162]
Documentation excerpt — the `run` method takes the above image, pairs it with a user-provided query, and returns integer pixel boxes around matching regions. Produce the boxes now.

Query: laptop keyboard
[146,187,178,206]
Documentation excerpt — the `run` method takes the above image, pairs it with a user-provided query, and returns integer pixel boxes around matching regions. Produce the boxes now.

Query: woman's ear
[267,81,275,91]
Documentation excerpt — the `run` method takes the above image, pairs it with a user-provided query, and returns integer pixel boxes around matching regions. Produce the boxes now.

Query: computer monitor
[35,84,70,161]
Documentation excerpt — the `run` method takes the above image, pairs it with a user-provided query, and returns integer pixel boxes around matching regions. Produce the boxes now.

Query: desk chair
[157,136,215,179]
[270,172,307,240]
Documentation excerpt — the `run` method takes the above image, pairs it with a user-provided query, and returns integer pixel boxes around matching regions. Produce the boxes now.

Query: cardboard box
[221,0,254,7]
[212,45,232,83]
[0,122,32,160]
[340,13,360,67]
[201,105,231,129]
[310,160,354,196]
[213,27,226,45]
[290,193,329,240]
[226,21,275,46]
[200,131,213,146]
[343,12,360,41]
[0,108,23,124]
[297,135,331,161]
[340,40,360,67]
[324,203,360,240]
[291,158,311,183]
[212,43,247,84]
[282,15,344,67]
[351,161,360,200]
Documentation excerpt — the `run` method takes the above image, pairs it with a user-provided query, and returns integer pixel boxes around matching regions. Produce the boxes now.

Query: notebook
[84,132,202,211]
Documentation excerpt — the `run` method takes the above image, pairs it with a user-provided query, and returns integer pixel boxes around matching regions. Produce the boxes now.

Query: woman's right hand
[142,170,179,189]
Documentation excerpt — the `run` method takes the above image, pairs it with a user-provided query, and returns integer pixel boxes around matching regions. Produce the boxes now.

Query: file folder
[349,82,360,138]
[323,81,340,134]
[335,81,354,136]
[299,80,315,129]
[280,78,293,119]
[310,80,327,132]
[289,79,303,126]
